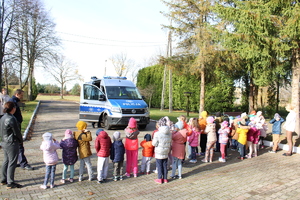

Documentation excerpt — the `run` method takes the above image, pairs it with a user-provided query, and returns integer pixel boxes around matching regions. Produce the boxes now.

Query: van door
[79,84,106,122]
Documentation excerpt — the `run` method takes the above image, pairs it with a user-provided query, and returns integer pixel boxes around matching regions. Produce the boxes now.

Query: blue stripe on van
[80,105,112,115]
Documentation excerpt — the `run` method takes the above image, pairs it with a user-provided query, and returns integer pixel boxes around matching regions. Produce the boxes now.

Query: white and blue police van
[79,76,150,130]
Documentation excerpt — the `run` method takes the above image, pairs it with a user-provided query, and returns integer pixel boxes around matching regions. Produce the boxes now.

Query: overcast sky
[36,0,169,88]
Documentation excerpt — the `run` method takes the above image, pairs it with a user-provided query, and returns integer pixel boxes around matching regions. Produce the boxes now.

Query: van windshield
[105,86,143,100]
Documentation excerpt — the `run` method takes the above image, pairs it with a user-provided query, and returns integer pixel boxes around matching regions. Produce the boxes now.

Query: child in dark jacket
[140,134,154,175]
[60,129,78,184]
[110,131,125,181]
[269,113,285,153]
[95,129,112,183]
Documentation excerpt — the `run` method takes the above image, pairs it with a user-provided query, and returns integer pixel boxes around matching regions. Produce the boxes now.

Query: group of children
[39,110,287,188]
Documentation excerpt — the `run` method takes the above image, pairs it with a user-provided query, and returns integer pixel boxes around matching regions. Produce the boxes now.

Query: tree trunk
[60,83,64,99]
[199,68,205,114]
[291,48,300,137]
[248,77,255,113]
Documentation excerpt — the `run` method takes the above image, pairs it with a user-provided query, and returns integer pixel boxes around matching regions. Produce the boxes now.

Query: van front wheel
[104,115,112,130]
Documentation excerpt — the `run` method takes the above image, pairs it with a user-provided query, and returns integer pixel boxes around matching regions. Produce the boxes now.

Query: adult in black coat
[8,89,33,170]
[0,102,23,189]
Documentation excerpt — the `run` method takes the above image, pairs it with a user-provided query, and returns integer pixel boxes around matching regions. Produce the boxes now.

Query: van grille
[122,109,145,114]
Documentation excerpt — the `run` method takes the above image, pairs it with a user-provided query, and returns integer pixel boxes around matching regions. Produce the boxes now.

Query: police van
[79,76,150,130]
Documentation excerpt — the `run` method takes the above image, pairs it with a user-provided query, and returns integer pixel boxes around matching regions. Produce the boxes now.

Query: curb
[23,101,41,141]
[264,140,300,154]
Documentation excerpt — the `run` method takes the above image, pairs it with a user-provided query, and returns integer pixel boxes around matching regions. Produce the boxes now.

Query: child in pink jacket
[124,118,140,178]
[40,132,61,189]
[188,118,201,163]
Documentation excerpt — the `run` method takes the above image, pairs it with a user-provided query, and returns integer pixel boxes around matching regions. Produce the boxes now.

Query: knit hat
[250,110,256,115]
[175,121,184,130]
[144,134,151,141]
[76,121,87,130]
[96,128,104,136]
[128,117,137,128]
[113,131,121,141]
[257,111,262,116]
[206,116,215,124]
[241,112,248,119]
[64,129,73,139]
[274,113,281,119]
[43,132,52,141]
[158,116,172,127]
[221,121,228,127]
[200,111,208,119]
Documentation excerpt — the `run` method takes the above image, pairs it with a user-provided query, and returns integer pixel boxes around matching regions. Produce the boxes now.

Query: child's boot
[154,179,162,184]
[113,176,118,181]
[119,176,123,181]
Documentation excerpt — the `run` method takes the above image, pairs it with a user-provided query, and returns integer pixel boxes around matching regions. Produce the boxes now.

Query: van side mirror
[99,94,106,101]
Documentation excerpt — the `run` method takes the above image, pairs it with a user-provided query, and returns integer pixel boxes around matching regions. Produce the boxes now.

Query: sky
[35,0,170,89]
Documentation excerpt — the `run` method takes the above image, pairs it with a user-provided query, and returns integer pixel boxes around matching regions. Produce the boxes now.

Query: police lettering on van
[79,76,150,130]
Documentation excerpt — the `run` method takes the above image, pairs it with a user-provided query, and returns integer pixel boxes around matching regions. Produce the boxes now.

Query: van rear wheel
[104,115,112,130]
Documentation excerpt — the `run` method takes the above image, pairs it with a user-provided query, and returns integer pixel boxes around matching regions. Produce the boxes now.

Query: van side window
[84,84,103,100]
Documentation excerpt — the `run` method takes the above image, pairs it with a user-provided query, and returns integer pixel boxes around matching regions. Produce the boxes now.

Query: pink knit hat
[64,129,73,139]
[206,116,215,124]
[221,121,228,127]
[128,117,137,128]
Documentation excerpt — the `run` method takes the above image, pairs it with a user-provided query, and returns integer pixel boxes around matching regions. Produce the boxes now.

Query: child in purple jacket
[60,129,79,184]
[40,132,60,189]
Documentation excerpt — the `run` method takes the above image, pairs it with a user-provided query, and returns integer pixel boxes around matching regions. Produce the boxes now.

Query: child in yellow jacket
[236,119,249,160]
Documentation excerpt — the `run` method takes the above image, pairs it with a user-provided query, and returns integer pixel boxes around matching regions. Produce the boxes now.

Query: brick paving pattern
[1,100,300,199]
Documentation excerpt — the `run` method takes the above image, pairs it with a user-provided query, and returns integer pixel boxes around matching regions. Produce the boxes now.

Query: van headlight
[145,107,149,113]
[111,107,121,113]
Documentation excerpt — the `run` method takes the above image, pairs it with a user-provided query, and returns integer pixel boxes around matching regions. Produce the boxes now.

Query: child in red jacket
[140,134,154,175]
[95,129,112,184]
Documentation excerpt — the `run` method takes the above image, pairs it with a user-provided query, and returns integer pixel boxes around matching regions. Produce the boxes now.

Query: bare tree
[138,85,155,109]
[46,55,82,99]
[7,0,60,100]
[0,0,18,87]
[109,52,134,77]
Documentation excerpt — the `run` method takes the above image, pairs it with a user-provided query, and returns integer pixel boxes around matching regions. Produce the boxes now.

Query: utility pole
[168,27,173,113]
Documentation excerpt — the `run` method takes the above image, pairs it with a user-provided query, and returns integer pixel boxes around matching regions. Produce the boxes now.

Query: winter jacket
[205,124,217,142]
[140,140,154,157]
[74,130,92,159]
[270,117,285,134]
[152,126,172,159]
[8,96,23,124]
[0,113,23,145]
[218,127,230,144]
[172,129,188,159]
[124,128,139,150]
[95,131,112,157]
[237,127,249,145]
[188,128,201,147]
[110,139,125,162]
[284,111,296,132]
[198,111,208,134]
[40,140,61,165]
[60,138,78,165]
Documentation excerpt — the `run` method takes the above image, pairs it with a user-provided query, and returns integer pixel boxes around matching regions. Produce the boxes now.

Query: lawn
[21,101,39,134]
[150,108,199,122]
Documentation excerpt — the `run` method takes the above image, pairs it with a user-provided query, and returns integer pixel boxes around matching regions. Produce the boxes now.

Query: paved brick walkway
[1,100,300,200]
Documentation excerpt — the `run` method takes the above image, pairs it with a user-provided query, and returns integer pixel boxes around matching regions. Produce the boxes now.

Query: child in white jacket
[40,132,61,189]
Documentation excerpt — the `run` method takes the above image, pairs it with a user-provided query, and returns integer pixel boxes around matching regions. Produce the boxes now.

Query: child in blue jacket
[269,113,285,153]
[110,131,125,181]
